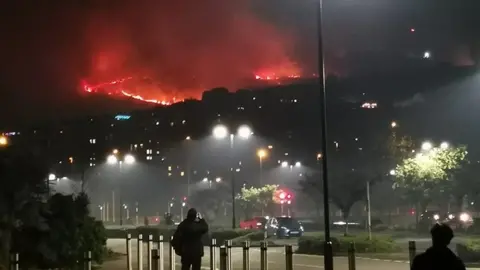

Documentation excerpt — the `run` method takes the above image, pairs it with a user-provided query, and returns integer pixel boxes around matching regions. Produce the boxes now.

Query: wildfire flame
[81,71,305,105]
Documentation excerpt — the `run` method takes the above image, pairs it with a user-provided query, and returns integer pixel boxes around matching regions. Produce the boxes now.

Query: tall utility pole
[367,181,372,240]
[316,0,333,270]
[230,134,236,229]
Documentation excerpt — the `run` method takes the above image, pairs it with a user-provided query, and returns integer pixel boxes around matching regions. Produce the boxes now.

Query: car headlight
[256,222,262,226]
[433,214,440,221]
[281,226,289,232]
[460,213,471,222]
[448,214,455,220]
[300,226,304,232]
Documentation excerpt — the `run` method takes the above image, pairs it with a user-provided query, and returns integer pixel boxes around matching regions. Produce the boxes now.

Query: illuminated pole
[257,149,267,187]
[316,0,333,269]
[213,125,252,229]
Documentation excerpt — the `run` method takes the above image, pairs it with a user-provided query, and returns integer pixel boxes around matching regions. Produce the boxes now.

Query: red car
[240,216,267,230]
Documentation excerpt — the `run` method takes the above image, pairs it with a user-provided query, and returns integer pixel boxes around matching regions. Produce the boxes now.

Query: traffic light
[286,194,292,200]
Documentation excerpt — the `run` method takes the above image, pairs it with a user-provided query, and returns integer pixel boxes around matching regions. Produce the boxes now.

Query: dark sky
[0,0,479,127]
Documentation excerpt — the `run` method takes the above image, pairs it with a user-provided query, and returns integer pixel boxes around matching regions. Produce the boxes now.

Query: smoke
[83,0,299,99]
[394,93,425,108]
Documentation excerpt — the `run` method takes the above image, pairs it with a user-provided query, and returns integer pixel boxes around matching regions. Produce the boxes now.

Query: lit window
[89,139,96,144]
[168,173,172,177]
[156,151,160,155]
[170,122,174,126]
[146,156,153,160]
[182,120,186,124]
[168,166,172,171]
[156,122,160,126]
[180,171,185,176]
[146,149,152,154]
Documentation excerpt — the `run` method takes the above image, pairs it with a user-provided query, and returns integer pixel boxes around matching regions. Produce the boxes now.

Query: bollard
[158,235,164,270]
[152,249,160,270]
[169,236,176,270]
[126,233,133,270]
[219,246,228,270]
[348,242,356,270]
[225,240,232,270]
[85,251,92,270]
[408,241,416,267]
[210,238,217,270]
[260,241,268,270]
[285,245,293,270]
[10,253,19,270]
[242,241,250,270]
[138,234,144,270]
[148,235,153,270]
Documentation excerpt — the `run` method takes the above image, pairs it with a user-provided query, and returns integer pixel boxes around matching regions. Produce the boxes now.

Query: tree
[0,147,48,267]
[394,144,467,225]
[300,172,372,235]
[190,188,229,223]
[237,185,278,219]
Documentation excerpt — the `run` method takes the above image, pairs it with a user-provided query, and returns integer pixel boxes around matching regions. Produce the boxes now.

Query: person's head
[430,223,454,247]
[186,208,198,221]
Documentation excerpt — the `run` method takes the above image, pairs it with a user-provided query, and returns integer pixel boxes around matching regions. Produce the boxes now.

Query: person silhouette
[411,223,466,270]
[171,208,209,270]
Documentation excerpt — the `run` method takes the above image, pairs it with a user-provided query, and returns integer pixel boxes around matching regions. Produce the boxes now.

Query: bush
[297,234,400,255]
[457,240,480,262]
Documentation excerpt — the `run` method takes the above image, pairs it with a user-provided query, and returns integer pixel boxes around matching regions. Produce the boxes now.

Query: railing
[9,235,420,270]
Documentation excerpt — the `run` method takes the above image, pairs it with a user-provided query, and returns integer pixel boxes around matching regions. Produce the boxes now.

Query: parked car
[265,216,304,238]
[240,216,267,229]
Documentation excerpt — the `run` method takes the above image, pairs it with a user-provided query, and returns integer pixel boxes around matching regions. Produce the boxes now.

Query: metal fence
[9,236,421,270]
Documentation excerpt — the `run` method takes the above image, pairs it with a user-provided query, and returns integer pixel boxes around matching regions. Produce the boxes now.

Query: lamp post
[315,0,333,269]
[107,152,135,226]
[257,149,267,186]
[213,124,252,229]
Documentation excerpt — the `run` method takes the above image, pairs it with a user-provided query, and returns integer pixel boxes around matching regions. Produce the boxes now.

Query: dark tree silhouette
[0,146,48,267]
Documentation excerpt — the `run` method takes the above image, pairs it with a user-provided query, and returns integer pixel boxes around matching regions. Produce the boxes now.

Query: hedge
[297,233,401,255]
[457,240,480,263]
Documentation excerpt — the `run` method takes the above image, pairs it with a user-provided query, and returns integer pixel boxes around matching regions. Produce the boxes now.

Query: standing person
[171,208,209,270]
[411,223,466,270]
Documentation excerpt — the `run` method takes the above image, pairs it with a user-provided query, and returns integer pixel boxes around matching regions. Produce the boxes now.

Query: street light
[281,161,289,168]
[0,136,8,146]
[295,162,301,168]
[124,154,135,164]
[391,121,397,128]
[257,149,268,186]
[215,177,222,183]
[212,125,228,139]
[107,155,118,165]
[421,141,433,151]
[212,124,253,229]
[106,153,135,226]
[440,142,449,150]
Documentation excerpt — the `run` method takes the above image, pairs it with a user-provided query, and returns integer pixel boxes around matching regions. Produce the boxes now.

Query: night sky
[0,0,478,126]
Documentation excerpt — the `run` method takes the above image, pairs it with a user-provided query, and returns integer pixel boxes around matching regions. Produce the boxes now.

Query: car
[265,216,304,238]
[240,216,267,229]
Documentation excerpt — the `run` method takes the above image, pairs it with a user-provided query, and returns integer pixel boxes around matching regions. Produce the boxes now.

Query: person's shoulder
[412,252,429,268]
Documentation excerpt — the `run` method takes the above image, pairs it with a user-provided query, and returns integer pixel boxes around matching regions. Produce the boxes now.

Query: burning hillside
[80,0,301,105]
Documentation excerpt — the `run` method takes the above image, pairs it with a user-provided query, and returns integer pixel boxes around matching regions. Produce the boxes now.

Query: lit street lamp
[257,149,268,186]
[106,152,136,226]
[0,136,8,146]
[421,141,433,151]
[212,124,252,229]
